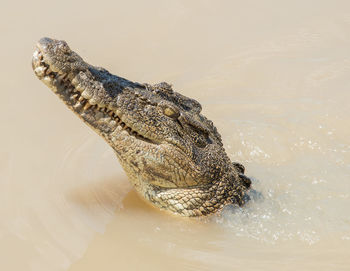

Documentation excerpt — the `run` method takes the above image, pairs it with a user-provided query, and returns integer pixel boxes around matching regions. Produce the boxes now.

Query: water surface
[1,0,350,270]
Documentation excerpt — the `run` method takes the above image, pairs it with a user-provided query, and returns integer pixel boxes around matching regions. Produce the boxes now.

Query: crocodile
[32,37,251,217]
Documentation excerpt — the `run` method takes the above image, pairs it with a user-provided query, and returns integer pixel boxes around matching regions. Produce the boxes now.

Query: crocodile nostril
[37,37,54,50]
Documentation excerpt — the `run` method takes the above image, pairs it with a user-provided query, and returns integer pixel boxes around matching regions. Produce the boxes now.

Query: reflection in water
[1,0,350,270]
[69,178,132,214]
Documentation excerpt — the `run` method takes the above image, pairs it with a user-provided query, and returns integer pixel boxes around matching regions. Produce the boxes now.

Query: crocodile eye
[163,107,179,119]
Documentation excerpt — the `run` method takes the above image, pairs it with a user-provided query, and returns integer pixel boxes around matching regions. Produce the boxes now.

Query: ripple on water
[213,144,350,245]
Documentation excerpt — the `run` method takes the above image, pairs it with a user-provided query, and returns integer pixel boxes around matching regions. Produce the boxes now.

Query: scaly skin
[32,37,251,216]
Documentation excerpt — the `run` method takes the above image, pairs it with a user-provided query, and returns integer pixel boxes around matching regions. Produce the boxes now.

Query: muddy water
[1,0,350,270]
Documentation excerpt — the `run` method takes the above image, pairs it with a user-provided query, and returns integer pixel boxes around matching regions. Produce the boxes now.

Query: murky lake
[1,0,350,270]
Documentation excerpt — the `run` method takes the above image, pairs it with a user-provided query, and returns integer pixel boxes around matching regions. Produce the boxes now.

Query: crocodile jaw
[32,39,151,142]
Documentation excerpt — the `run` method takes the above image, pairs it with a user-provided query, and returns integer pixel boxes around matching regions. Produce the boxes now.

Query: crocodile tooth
[83,103,92,110]
[89,98,97,105]
[73,102,82,109]
[81,91,92,99]
[42,76,53,86]
[34,66,46,77]
[71,76,79,85]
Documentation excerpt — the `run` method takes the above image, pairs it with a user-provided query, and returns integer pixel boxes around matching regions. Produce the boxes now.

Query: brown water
[1,0,350,270]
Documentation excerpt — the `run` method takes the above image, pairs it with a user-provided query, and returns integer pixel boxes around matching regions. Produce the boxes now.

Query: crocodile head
[32,37,251,216]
